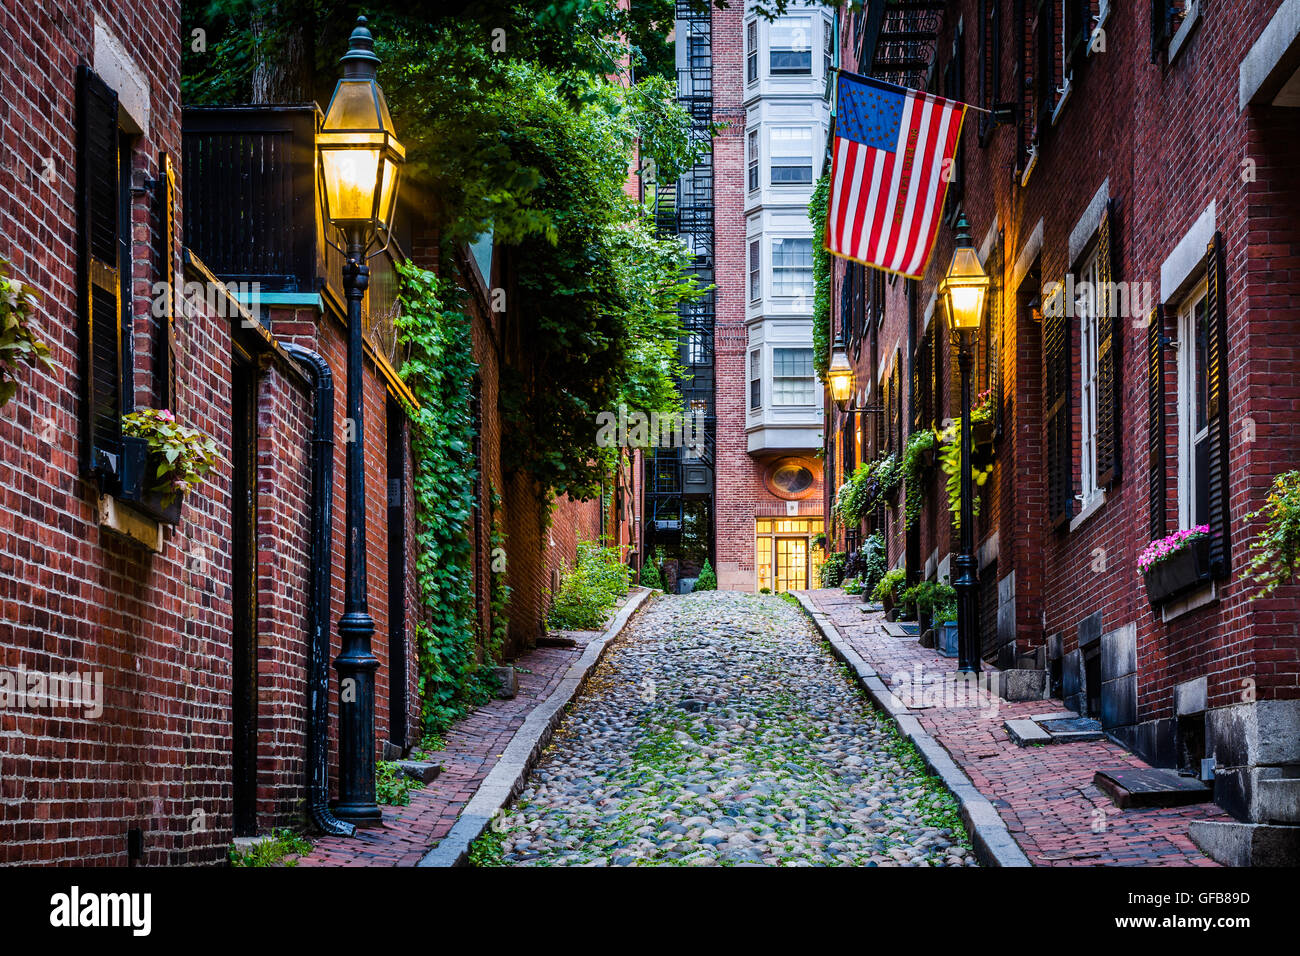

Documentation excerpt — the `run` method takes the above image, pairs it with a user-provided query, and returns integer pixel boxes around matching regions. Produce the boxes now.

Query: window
[747,20,759,83]
[1152,0,1196,62]
[770,17,813,74]
[1076,249,1101,505]
[977,0,1002,144]
[1177,281,1211,530]
[750,349,763,409]
[747,128,759,192]
[771,237,813,297]
[823,18,833,78]
[772,348,816,405]
[770,126,813,184]
[749,239,762,301]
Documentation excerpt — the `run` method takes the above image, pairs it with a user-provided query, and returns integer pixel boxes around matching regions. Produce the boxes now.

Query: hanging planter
[1139,526,1212,605]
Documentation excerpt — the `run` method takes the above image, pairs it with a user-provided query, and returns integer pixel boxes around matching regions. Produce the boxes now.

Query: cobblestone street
[494,592,976,866]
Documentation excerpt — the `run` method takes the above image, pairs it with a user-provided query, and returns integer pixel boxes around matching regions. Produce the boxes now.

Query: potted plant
[0,258,53,407]
[933,596,959,657]
[120,408,220,523]
[872,567,906,614]
[1138,525,1212,604]
[901,578,957,640]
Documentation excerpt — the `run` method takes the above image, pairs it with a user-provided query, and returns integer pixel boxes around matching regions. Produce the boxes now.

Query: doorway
[230,355,258,836]
[755,517,824,591]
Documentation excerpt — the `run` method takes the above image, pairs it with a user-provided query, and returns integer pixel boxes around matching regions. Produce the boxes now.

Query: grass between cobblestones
[484,592,976,867]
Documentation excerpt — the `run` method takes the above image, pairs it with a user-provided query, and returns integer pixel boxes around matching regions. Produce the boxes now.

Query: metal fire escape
[855,0,946,90]
[645,0,716,558]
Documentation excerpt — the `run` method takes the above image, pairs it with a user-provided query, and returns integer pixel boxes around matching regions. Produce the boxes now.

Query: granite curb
[792,592,1033,868]
[418,587,654,867]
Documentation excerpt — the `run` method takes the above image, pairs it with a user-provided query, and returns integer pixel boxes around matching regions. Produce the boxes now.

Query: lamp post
[317,15,404,826]
[938,213,989,674]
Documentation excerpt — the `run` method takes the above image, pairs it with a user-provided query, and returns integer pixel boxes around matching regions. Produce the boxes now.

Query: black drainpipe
[282,343,355,838]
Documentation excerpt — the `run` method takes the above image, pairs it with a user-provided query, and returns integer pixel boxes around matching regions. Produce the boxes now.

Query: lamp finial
[340,14,381,77]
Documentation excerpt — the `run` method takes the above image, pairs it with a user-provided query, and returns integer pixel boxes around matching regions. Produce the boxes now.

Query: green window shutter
[1147,304,1166,540]
[1095,200,1122,488]
[1205,232,1231,576]
[77,64,123,480]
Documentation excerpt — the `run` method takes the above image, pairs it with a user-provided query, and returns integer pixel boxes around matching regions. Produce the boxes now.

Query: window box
[973,419,996,447]
[1143,535,1211,606]
[120,436,184,525]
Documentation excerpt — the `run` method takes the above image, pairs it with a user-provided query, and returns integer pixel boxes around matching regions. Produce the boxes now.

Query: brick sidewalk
[801,588,1226,866]
[295,639,600,867]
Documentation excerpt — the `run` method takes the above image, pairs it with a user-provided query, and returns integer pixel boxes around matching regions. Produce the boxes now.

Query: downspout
[282,343,355,838]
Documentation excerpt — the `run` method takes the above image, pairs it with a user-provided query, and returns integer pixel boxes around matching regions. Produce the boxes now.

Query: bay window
[770,17,813,75]
[770,126,813,184]
[773,347,816,406]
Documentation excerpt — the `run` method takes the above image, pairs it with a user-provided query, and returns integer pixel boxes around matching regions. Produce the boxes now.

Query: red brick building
[826,0,1300,862]
[0,2,612,865]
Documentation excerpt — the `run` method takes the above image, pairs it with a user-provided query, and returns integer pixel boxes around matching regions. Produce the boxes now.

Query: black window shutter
[1044,283,1073,528]
[1147,304,1166,540]
[77,65,123,479]
[1150,0,1171,63]
[1095,200,1122,488]
[155,151,178,411]
[1205,232,1231,576]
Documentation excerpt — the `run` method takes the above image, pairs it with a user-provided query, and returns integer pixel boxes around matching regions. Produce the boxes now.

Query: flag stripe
[825,72,968,280]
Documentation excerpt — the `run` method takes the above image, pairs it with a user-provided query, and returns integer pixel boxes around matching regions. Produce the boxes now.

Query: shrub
[871,567,906,603]
[860,533,887,596]
[548,540,631,629]
[819,551,848,588]
[900,579,957,620]
[694,559,717,590]
[639,554,664,590]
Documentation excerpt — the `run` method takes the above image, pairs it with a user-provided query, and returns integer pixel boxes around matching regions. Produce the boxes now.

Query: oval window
[770,462,814,497]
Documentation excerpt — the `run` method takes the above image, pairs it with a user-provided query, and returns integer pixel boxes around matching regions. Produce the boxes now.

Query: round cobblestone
[497,591,978,867]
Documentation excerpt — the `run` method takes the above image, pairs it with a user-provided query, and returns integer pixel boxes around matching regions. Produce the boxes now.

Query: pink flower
[157,409,176,422]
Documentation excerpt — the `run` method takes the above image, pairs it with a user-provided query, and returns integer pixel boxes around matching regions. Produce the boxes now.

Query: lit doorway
[755,517,824,591]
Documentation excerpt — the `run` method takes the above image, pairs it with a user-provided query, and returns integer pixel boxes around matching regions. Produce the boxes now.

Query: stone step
[882,622,919,638]
[1037,715,1103,742]
[1189,820,1300,866]
[1094,767,1213,809]
[1005,718,1053,747]
[396,760,442,785]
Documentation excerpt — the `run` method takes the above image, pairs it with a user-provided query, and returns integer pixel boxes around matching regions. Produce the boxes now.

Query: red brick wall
[830,1,1300,722]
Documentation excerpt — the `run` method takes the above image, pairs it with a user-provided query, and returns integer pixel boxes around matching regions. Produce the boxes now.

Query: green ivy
[819,551,847,588]
[487,487,511,661]
[1244,470,1300,599]
[393,262,489,736]
[902,430,937,533]
[0,258,52,407]
[809,171,831,384]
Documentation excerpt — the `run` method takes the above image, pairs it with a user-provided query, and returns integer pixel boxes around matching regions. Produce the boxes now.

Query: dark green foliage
[639,551,665,590]
[809,171,831,384]
[393,263,488,735]
[693,559,717,591]
[819,552,848,589]
[375,760,423,806]
[548,540,631,630]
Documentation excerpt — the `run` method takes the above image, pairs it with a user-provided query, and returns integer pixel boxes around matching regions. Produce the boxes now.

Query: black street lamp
[317,15,404,826]
[938,214,989,674]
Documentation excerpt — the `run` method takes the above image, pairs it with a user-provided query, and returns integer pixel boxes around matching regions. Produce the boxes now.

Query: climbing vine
[393,261,488,735]
[488,486,510,661]
[809,171,831,384]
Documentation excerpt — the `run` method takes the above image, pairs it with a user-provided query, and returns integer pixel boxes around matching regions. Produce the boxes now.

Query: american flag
[825,71,968,279]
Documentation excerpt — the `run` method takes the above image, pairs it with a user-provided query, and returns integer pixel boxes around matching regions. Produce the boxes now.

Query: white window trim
[747,128,760,193]
[1076,246,1102,511]
[748,238,762,303]
[1176,277,1210,531]
[1168,0,1202,65]
[749,348,763,410]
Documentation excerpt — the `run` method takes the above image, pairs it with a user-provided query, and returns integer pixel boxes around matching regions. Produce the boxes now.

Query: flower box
[119,436,184,524]
[973,419,996,447]
[1142,535,1211,605]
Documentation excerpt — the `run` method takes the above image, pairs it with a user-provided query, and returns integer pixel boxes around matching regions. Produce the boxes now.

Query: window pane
[1194,294,1209,433]
[749,239,761,300]
[770,127,813,184]
[773,347,813,377]
[770,17,813,74]
[771,238,813,296]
